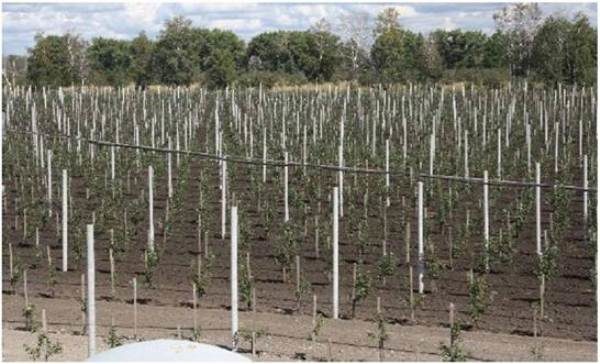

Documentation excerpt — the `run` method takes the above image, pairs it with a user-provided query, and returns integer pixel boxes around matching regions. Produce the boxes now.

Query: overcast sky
[2,2,597,55]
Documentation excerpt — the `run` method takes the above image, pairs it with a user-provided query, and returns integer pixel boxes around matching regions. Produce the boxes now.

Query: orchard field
[2,83,597,361]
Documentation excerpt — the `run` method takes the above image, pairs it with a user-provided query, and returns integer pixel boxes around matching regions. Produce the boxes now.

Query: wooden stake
[483,170,489,272]
[86,224,95,356]
[417,182,424,294]
[62,169,68,272]
[148,166,154,252]
[449,302,455,347]
[110,248,115,298]
[409,266,414,322]
[284,152,289,222]
[405,222,411,264]
[314,215,320,259]
[332,187,339,319]
[193,283,198,332]
[133,277,137,338]
[231,205,238,350]
[24,269,29,307]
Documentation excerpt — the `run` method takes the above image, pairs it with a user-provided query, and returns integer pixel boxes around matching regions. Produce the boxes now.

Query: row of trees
[5,3,597,88]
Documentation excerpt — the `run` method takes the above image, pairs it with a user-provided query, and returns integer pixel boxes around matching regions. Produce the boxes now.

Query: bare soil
[3,294,596,361]
[3,156,597,361]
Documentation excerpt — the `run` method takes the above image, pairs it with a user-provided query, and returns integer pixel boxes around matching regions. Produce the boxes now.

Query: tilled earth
[2,157,597,361]
[2,295,596,361]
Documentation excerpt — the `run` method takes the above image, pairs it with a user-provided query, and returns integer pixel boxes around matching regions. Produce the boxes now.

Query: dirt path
[3,294,596,361]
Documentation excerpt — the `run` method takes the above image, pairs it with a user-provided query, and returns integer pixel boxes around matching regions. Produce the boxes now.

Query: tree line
[4,3,597,89]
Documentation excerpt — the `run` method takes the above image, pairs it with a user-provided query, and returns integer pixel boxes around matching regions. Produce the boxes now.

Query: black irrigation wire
[5,128,596,193]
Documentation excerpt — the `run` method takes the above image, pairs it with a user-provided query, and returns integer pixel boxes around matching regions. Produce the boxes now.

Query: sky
[2,2,598,55]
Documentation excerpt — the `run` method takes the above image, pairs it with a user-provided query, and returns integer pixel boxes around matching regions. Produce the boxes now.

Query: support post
[231,205,239,349]
[332,187,339,319]
[86,224,95,356]
[62,169,68,272]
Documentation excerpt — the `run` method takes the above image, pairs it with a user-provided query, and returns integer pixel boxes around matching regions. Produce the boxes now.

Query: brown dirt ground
[3,156,597,361]
[2,294,596,361]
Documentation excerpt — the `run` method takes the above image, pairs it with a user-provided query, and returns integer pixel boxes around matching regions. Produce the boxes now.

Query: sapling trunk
[86,224,95,356]
[133,277,137,338]
[449,302,455,347]
[62,169,68,272]
[110,248,115,298]
[81,273,86,335]
[311,294,317,342]
[332,187,339,319]
[314,215,320,259]
[193,283,198,333]
[231,205,239,350]
[204,231,209,259]
[24,269,29,307]
[409,266,415,322]
[405,222,411,264]
[417,182,424,294]
[351,262,357,318]
[9,243,13,290]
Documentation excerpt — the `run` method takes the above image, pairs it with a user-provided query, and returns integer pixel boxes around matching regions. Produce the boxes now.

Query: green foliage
[367,311,388,354]
[532,12,597,85]
[189,328,202,342]
[440,321,467,362]
[376,253,397,283]
[425,243,444,280]
[23,304,39,332]
[432,29,488,69]
[535,244,559,281]
[489,229,514,267]
[9,258,23,293]
[274,223,298,271]
[371,28,424,83]
[16,9,596,87]
[239,258,254,310]
[351,265,372,317]
[205,49,237,89]
[130,32,154,88]
[295,277,312,310]
[26,33,86,87]
[106,324,123,348]
[468,273,489,325]
[357,218,370,259]
[24,332,63,361]
[190,254,214,300]
[143,249,159,288]
[87,37,132,87]
[309,312,326,341]
[246,29,340,82]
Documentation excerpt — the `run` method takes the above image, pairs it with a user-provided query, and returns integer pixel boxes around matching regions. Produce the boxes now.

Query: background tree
[493,3,542,77]
[374,7,402,36]
[482,31,508,68]
[130,32,154,89]
[335,10,374,81]
[87,37,132,87]
[531,16,572,84]
[419,34,444,80]
[372,7,423,85]
[152,16,198,85]
[3,55,28,87]
[205,48,237,89]
[567,13,597,85]
[26,33,86,87]
[246,31,296,74]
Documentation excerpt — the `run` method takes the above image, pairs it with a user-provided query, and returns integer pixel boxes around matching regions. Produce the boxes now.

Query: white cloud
[2,2,597,55]
[208,18,262,32]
